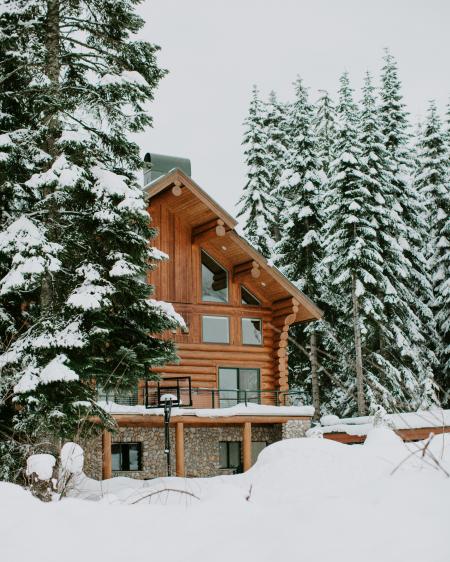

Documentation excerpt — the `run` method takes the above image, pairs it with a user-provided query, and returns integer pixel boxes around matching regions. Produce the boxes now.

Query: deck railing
[98,378,303,409]
[143,377,303,409]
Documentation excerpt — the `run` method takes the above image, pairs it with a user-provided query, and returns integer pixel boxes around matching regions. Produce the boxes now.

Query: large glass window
[112,443,142,471]
[218,367,260,406]
[201,250,228,303]
[202,316,230,344]
[241,318,262,345]
[241,286,260,306]
[219,441,241,472]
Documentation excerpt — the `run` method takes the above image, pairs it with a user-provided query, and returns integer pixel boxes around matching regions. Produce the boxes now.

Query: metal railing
[144,377,303,409]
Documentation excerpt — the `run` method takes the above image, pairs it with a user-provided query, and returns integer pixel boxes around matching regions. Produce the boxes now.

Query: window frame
[200,249,229,304]
[218,367,260,406]
[219,441,242,471]
[201,315,230,344]
[241,317,263,346]
[111,442,142,472]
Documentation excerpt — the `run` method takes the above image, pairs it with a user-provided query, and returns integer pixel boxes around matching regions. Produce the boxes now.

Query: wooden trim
[243,422,252,471]
[145,168,238,229]
[175,422,185,476]
[102,430,112,479]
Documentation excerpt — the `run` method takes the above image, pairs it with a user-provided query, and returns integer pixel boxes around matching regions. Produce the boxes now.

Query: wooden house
[89,156,323,481]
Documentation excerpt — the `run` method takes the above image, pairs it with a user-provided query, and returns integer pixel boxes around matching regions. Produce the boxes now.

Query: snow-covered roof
[312,409,450,437]
[98,401,314,418]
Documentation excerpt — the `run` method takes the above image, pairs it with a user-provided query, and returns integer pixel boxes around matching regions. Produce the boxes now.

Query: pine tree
[264,91,289,242]
[0,0,183,443]
[274,78,324,416]
[415,101,450,400]
[379,50,437,407]
[238,86,275,257]
[314,90,337,176]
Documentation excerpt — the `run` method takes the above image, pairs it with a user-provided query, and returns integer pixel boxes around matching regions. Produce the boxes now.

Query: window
[219,441,242,472]
[241,286,260,306]
[112,443,142,471]
[218,367,260,407]
[252,441,267,464]
[241,318,262,345]
[202,315,230,343]
[201,250,228,303]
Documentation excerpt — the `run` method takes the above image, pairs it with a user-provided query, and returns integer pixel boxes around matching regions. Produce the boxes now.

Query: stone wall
[82,423,284,480]
[281,419,311,439]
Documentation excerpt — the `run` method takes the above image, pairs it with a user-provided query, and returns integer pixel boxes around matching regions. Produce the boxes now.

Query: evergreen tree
[415,101,450,399]
[238,86,275,257]
[314,90,337,176]
[0,0,183,443]
[264,91,289,242]
[379,50,437,406]
[274,78,323,416]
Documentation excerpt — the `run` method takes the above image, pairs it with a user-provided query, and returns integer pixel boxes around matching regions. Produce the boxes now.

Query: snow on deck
[98,401,314,418]
[313,408,450,436]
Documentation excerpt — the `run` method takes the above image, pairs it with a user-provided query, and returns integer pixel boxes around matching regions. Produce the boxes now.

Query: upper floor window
[241,286,260,306]
[241,318,262,345]
[201,250,228,303]
[202,315,230,344]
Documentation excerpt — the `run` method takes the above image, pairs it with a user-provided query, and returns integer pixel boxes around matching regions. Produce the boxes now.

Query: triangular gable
[145,168,323,323]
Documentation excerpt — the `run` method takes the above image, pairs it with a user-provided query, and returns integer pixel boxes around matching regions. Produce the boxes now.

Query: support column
[175,422,185,477]
[102,430,112,480]
[243,421,252,472]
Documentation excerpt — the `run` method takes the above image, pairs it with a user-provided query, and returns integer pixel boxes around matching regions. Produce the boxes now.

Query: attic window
[201,250,228,303]
[241,286,260,306]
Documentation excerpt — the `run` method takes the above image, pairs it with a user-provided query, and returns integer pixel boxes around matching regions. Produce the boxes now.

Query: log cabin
[84,154,323,480]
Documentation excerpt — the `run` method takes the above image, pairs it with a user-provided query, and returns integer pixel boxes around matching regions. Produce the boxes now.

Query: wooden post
[243,422,252,472]
[102,430,112,480]
[175,422,185,477]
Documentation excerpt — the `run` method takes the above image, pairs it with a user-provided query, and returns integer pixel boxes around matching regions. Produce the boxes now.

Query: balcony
[143,377,302,409]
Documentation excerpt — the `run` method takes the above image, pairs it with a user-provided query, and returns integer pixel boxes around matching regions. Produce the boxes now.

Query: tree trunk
[310,330,320,420]
[40,0,61,314]
[352,273,366,415]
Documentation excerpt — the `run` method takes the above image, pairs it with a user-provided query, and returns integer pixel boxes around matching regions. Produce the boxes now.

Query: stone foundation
[83,420,310,480]
[281,419,311,439]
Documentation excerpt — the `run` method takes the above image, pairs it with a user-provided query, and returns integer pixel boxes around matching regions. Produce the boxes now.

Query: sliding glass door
[218,368,260,407]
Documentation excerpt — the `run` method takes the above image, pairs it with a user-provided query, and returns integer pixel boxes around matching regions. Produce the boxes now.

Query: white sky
[134,0,450,217]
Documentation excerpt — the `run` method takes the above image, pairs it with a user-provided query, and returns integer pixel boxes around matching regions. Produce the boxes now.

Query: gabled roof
[145,168,323,322]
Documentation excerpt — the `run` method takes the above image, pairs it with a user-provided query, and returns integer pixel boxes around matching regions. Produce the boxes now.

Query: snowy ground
[1,428,449,562]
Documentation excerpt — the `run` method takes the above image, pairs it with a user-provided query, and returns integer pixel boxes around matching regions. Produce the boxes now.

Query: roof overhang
[145,169,323,323]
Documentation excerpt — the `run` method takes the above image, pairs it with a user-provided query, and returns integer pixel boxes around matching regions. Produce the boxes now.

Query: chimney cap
[143,152,191,185]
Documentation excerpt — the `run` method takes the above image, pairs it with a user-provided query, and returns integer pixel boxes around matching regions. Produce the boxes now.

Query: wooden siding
[145,183,307,398]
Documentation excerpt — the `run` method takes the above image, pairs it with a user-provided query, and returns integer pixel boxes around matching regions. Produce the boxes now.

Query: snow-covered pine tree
[273,78,324,416]
[322,72,376,416]
[0,0,183,442]
[263,91,289,243]
[379,50,437,406]
[314,90,337,176]
[237,86,275,257]
[415,101,450,400]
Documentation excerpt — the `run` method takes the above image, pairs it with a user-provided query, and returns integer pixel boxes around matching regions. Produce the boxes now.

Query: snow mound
[26,454,56,481]
[60,443,84,475]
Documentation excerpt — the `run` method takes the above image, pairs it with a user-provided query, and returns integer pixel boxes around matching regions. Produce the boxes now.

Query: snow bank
[98,400,315,418]
[2,429,450,562]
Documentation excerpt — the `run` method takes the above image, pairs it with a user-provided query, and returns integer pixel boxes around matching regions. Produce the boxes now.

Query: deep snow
[1,428,449,562]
